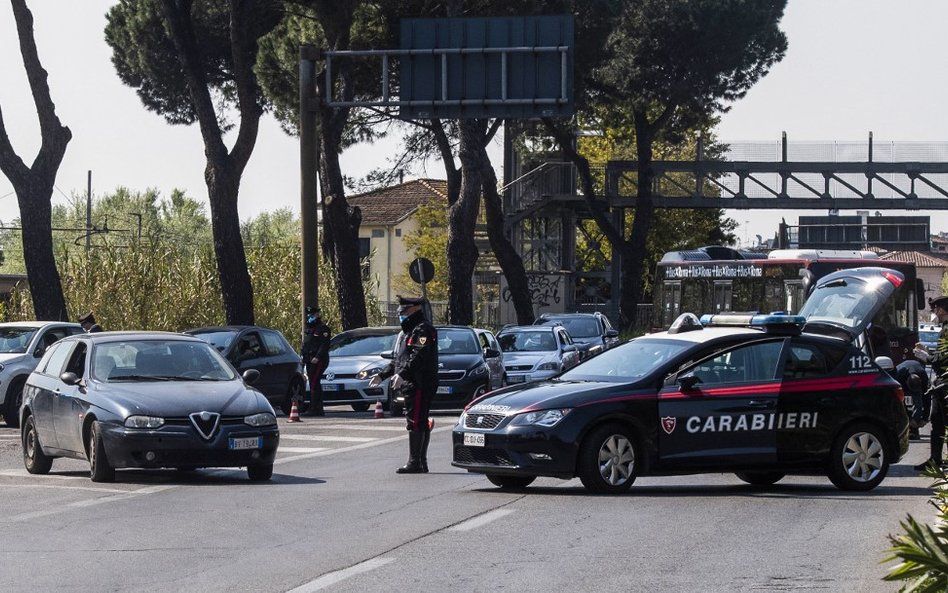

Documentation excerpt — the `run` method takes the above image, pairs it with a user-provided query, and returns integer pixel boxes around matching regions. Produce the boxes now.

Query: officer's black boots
[419,429,431,473]
[397,431,425,474]
[915,434,945,471]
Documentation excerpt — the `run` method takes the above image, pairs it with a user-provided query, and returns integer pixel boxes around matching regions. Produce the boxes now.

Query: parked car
[320,327,400,412]
[185,326,305,415]
[391,326,503,416]
[496,325,581,385]
[0,321,84,427]
[533,312,620,358]
[21,331,279,482]
[453,267,911,493]
[919,323,939,358]
[474,328,506,390]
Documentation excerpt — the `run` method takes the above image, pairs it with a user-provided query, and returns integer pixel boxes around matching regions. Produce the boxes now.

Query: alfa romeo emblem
[661,416,677,435]
[326,372,335,381]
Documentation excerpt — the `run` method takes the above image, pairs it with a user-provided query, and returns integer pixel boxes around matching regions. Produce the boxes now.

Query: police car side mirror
[874,356,895,372]
[678,375,701,391]
[381,351,394,360]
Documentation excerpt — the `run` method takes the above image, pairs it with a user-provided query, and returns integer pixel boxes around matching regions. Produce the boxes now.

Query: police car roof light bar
[700,313,805,334]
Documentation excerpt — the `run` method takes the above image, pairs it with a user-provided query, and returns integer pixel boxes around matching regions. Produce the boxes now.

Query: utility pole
[86,170,92,250]
[299,46,321,341]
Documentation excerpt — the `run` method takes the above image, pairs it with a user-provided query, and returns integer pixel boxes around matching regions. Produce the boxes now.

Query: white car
[320,327,400,412]
[0,321,85,427]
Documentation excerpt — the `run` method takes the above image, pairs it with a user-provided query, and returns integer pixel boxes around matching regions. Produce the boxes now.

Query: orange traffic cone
[428,417,434,430]
[374,400,384,419]
[287,399,302,423]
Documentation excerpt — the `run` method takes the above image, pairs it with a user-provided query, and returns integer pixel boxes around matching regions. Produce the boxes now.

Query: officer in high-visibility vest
[914,295,948,470]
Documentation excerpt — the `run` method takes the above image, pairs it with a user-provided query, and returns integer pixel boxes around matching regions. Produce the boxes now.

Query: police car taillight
[895,386,905,403]
[883,271,903,287]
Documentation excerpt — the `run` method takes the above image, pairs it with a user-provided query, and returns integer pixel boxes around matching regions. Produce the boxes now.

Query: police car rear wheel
[827,422,889,491]
[578,423,638,494]
[735,471,785,486]
[486,474,535,490]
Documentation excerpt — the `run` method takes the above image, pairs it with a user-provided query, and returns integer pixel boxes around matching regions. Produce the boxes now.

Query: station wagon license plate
[508,375,525,383]
[322,383,342,391]
[463,433,485,447]
[437,386,453,394]
[229,437,262,450]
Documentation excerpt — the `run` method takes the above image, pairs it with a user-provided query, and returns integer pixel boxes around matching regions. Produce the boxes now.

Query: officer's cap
[305,305,321,316]
[79,311,96,324]
[932,296,948,311]
[396,295,426,314]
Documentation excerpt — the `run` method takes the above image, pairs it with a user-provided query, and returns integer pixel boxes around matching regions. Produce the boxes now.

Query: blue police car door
[658,338,786,467]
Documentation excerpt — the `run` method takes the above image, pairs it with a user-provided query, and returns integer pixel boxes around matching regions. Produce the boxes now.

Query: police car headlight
[536,361,561,371]
[124,415,165,429]
[356,366,385,380]
[511,408,572,427]
[469,364,488,376]
[244,412,277,427]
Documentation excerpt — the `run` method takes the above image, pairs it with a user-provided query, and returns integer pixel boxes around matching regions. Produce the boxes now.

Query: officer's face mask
[398,315,408,323]
[306,314,317,324]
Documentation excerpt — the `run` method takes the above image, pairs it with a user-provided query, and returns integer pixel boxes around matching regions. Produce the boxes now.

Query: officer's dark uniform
[300,307,331,417]
[896,359,929,439]
[378,296,438,474]
[917,296,948,469]
[79,312,103,333]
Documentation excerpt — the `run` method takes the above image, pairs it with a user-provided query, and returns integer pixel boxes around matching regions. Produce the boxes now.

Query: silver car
[0,321,85,427]
[496,325,581,385]
[320,327,400,412]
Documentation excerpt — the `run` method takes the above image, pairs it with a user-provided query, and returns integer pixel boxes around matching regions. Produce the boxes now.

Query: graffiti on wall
[502,274,562,307]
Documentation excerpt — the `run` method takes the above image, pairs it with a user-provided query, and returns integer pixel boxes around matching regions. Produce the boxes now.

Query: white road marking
[277,447,329,453]
[7,485,176,523]
[280,434,375,443]
[274,426,453,465]
[306,424,408,432]
[286,557,395,593]
[0,469,88,480]
[449,509,515,532]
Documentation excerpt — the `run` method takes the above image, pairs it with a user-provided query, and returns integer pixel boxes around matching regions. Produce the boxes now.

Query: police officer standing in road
[369,296,438,474]
[913,295,948,470]
[301,306,331,417]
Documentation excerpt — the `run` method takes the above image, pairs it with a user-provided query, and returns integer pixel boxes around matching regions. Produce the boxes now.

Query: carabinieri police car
[452,267,911,493]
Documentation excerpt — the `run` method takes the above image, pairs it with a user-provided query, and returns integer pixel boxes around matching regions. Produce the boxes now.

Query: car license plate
[463,433,485,447]
[229,436,262,450]
[322,383,342,391]
[508,375,525,383]
[905,395,913,407]
[437,386,453,394]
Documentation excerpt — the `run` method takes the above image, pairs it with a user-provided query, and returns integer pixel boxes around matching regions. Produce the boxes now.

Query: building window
[395,228,402,237]
[371,229,384,238]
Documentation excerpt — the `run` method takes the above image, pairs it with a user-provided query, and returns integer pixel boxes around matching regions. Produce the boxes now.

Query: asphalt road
[0,407,938,593]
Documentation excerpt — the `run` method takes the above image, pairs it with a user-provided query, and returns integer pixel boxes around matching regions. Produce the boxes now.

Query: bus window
[663,281,682,327]
[713,281,732,313]
[784,280,805,313]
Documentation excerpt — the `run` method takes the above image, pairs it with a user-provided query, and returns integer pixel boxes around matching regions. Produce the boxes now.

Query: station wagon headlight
[536,361,561,371]
[511,408,572,428]
[244,412,277,427]
[356,366,385,380]
[470,364,488,376]
[125,415,165,429]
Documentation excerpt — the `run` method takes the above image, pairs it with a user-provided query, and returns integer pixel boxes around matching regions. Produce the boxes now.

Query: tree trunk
[206,163,254,324]
[447,120,485,325]
[620,114,656,329]
[480,149,534,325]
[0,0,70,321]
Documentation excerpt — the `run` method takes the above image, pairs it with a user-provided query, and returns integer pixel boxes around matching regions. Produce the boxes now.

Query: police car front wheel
[827,422,889,491]
[578,423,638,494]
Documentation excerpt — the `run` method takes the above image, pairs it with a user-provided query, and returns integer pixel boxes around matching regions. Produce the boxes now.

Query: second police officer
[369,296,438,474]
[300,306,331,417]
[913,295,948,470]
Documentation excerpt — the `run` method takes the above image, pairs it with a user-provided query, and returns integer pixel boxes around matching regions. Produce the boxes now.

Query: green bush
[884,466,948,591]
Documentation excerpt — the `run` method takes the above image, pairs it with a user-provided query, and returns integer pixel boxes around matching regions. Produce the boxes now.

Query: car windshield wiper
[108,374,171,382]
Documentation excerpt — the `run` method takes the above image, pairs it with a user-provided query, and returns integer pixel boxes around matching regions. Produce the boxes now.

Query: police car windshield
[559,338,690,382]
[330,332,398,356]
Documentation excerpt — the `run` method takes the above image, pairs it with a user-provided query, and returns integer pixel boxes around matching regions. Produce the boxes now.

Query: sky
[2,1,948,246]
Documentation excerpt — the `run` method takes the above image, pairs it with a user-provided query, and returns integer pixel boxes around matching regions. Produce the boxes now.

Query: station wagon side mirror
[381,351,394,360]
[242,369,260,384]
[678,375,701,391]
[60,371,81,386]
[606,329,619,338]
[874,356,895,372]
[483,348,500,359]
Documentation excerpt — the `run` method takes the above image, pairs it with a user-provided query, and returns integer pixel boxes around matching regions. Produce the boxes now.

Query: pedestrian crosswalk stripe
[278,447,328,453]
[280,434,375,443]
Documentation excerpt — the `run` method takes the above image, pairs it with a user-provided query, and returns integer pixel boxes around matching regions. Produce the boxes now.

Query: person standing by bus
[913,295,948,470]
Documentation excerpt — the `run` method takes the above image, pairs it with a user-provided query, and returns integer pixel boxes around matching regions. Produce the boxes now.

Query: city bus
[653,247,925,363]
